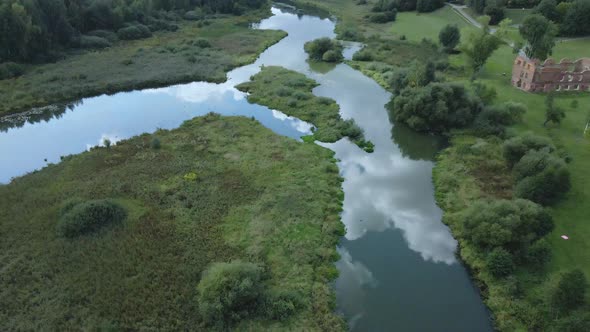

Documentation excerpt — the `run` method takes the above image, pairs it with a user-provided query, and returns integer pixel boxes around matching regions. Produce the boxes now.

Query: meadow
[0,114,346,330]
[0,11,286,117]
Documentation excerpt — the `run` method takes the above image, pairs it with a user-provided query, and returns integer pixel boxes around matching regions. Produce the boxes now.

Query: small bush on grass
[57,199,127,238]
[551,269,588,313]
[369,10,397,23]
[197,261,265,326]
[352,48,374,61]
[117,24,152,40]
[80,36,112,49]
[195,38,211,48]
[0,62,26,80]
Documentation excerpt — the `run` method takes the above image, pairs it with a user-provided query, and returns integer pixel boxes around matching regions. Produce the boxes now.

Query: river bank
[0,9,285,118]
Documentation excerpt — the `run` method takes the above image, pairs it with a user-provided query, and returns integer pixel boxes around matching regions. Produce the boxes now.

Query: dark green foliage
[503,132,556,168]
[371,0,397,12]
[535,0,560,22]
[262,289,303,320]
[117,24,152,40]
[151,137,161,149]
[553,311,590,332]
[462,199,554,258]
[544,93,566,126]
[86,29,118,42]
[184,10,203,21]
[472,81,497,105]
[79,35,112,49]
[487,248,515,278]
[551,269,588,312]
[520,14,557,60]
[527,239,551,267]
[473,102,527,137]
[304,37,343,63]
[397,0,418,11]
[560,0,590,36]
[439,24,460,53]
[352,48,374,61]
[369,10,397,23]
[56,199,127,237]
[322,49,343,62]
[461,24,503,77]
[195,38,211,48]
[197,261,265,325]
[389,83,482,133]
[485,3,505,25]
[513,149,571,205]
[416,0,444,13]
[472,0,486,14]
[0,62,25,80]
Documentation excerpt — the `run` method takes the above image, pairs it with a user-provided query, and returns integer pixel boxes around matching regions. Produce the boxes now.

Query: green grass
[237,66,373,151]
[505,8,534,25]
[0,11,286,117]
[0,114,346,330]
[393,6,476,41]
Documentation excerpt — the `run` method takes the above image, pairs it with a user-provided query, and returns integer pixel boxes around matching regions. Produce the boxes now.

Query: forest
[0,0,266,63]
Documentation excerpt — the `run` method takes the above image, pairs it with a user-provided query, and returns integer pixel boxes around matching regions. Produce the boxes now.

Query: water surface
[0,7,492,331]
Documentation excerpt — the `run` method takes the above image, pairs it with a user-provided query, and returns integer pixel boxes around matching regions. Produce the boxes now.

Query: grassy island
[237,66,374,151]
[0,114,346,330]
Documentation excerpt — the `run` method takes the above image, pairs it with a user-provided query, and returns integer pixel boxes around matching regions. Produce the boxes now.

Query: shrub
[352,48,374,61]
[473,102,527,137]
[79,35,112,49]
[86,29,118,42]
[117,24,152,40]
[184,10,203,21]
[369,10,397,23]
[57,199,127,237]
[485,4,505,25]
[263,289,302,320]
[526,239,551,267]
[416,0,444,13]
[389,83,481,133]
[197,261,264,325]
[195,38,211,48]
[487,248,515,278]
[439,24,460,53]
[0,62,26,80]
[503,133,555,168]
[551,269,588,313]
[322,49,343,62]
[514,150,571,205]
[151,138,161,149]
[304,38,343,62]
[372,0,397,12]
[472,81,497,105]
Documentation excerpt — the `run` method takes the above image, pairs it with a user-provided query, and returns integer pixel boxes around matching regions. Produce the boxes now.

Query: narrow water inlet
[0,7,492,331]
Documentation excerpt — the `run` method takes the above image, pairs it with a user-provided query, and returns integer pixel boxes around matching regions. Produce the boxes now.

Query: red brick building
[511,55,590,92]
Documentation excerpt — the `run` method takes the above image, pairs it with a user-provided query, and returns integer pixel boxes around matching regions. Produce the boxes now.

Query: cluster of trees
[304,37,343,62]
[366,0,444,20]
[197,261,302,327]
[535,0,590,36]
[470,0,505,25]
[0,0,267,63]
[370,0,397,22]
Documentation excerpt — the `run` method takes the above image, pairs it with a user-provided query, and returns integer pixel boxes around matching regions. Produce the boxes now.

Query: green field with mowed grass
[0,114,346,330]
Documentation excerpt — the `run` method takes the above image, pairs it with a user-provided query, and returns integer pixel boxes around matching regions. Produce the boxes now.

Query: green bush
[322,50,343,62]
[474,102,527,137]
[0,62,25,80]
[551,269,588,313]
[195,38,211,48]
[371,0,397,12]
[487,248,515,278]
[503,133,555,168]
[79,35,112,49]
[56,199,127,238]
[263,289,302,320]
[526,239,551,267]
[197,261,265,326]
[151,138,161,149]
[439,24,460,53]
[184,10,203,21]
[369,10,397,23]
[304,38,343,62]
[87,29,118,42]
[389,83,481,133]
[117,24,152,40]
[352,48,374,61]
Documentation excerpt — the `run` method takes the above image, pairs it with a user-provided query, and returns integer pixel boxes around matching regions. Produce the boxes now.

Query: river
[0,6,492,331]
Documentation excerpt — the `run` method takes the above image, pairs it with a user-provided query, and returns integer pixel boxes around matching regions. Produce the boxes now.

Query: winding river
[0,6,492,331]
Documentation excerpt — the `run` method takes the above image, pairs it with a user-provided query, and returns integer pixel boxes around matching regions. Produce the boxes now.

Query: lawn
[0,10,286,117]
[393,6,476,41]
[0,114,346,330]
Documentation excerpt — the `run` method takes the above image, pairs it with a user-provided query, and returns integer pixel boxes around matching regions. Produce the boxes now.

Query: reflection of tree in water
[0,100,82,132]
[308,60,336,74]
[274,1,331,19]
[391,121,447,162]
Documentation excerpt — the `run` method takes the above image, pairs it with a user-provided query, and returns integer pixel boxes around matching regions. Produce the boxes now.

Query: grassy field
[393,6,476,41]
[237,66,373,151]
[0,114,346,330]
[0,11,286,118]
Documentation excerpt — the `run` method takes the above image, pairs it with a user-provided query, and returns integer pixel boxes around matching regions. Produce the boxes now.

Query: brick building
[511,55,590,92]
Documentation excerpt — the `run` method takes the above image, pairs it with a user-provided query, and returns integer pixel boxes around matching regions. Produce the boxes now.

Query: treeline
[362,0,444,24]
[0,0,267,63]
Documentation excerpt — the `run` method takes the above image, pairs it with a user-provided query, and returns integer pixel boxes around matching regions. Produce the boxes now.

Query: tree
[527,239,551,267]
[551,269,588,313]
[462,199,554,257]
[461,16,503,79]
[560,0,590,36]
[388,83,482,133]
[471,0,486,14]
[544,93,566,126]
[503,132,555,167]
[535,0,560,22]
[304,37,343,62]
[439,24,460,53]
[487,248,515,278]
[197,261,265,326]
[520,14,557,60]
[485,3,505,25]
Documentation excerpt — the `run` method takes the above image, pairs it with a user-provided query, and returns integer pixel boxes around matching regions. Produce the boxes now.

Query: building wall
[511,55,590,93]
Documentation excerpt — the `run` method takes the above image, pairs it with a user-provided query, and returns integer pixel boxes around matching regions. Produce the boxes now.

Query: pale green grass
[393,6,476,41]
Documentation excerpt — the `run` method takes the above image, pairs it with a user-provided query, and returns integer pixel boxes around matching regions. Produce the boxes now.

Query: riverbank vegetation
[299,0,590,329]
[0,114,347,330]
[0,2,286,117]
[237,66,374,151]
